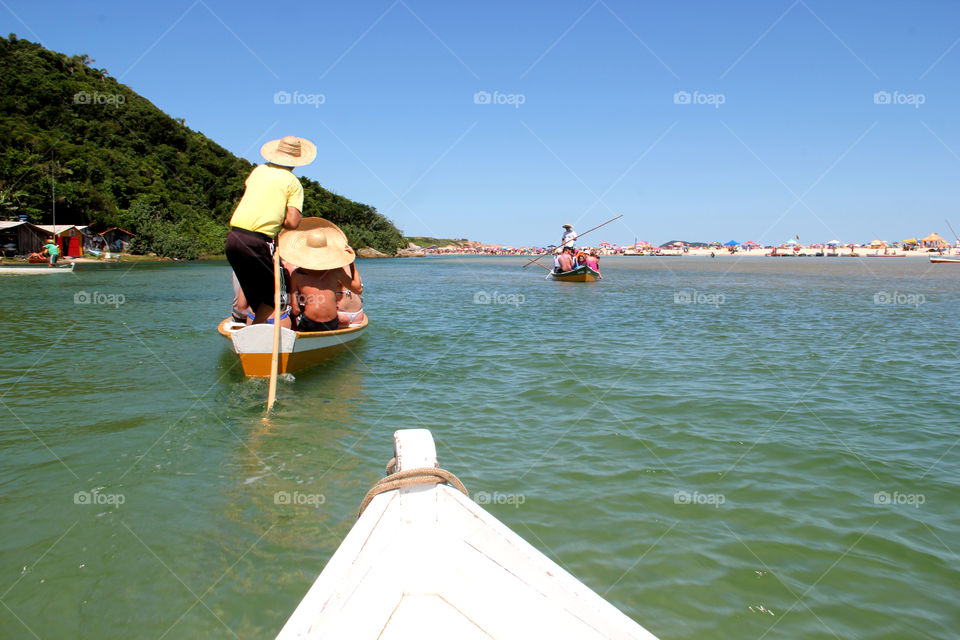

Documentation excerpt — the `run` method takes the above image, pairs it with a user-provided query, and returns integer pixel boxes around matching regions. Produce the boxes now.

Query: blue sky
[5,1,959,246]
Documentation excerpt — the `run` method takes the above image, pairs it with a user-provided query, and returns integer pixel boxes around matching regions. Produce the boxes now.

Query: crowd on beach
[423,233,960,258]
[225,136,364,333]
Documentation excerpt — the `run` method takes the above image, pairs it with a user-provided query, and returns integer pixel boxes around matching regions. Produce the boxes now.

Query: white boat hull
[0,262,75,274]
[275,430,658,640]
[218,316,367,376]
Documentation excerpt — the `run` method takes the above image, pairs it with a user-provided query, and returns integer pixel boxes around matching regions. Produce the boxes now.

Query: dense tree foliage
[0,35,405,257]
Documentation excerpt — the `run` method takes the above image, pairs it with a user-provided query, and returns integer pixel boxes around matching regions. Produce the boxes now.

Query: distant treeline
[0,35,405,258]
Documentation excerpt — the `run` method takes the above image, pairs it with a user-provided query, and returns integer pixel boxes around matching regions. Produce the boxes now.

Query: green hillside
[0,34,404,257]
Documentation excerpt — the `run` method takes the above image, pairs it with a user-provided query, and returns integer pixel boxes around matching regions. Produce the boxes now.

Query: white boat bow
[275,429,658,640]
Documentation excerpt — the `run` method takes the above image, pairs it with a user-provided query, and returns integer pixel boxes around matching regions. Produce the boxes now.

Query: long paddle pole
[266,249,282,411]
[522,214,623,268]
[946,219,959,245]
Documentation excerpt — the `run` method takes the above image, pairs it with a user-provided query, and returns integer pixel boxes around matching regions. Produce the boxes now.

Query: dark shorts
[297,315,339,332]
[225,228,274,311]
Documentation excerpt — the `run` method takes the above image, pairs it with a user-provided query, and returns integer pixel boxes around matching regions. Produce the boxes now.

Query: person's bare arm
[289,272,301,316]
[282,207,301,230]
[343,256,362,294]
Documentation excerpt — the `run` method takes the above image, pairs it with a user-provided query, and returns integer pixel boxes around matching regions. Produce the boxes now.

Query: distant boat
[0,262,75,274]
[274,429,659,640]
[217,316,367,377]
[930,256,960,264]
[549,265,601,282]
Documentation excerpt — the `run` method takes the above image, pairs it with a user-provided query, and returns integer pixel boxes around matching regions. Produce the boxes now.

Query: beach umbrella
[723,240,740,246]
[827,240,841,245]
[785,238,799,245]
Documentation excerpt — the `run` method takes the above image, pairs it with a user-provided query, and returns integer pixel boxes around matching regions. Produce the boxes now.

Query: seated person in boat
[585,250,600,271]
[554,246,575,273]
[337,256,365,328]
[278,218,358,332]
[232,270,292,327]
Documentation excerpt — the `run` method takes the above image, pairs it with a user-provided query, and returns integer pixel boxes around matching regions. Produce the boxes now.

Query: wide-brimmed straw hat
[278,218,354,271]
[260,135,317,167]
[562,223,573,229]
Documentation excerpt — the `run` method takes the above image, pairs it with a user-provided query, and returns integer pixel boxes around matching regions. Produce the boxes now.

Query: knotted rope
[358,465,468,516]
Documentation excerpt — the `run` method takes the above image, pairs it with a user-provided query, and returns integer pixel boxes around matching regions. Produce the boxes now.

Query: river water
[1,256,957,639]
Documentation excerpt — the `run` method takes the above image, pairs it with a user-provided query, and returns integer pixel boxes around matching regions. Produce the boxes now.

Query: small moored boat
[275,429,658,640]
[0,262,75,274]
[217,316,367,377]
[549,264,601,282]
[929,256,960,263]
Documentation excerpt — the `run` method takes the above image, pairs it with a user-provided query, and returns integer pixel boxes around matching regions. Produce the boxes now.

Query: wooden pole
[266,249,282,411]
[945,219,959,245]
[522,214,623,268]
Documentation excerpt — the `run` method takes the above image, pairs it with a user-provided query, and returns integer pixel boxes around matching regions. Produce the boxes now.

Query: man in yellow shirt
[225,136,316,323]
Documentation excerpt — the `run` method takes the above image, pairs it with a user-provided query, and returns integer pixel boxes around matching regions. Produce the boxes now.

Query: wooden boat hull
[275,429,658,639]
[550,264,600,282]
[930,256,960,263]
[217,316,367,376]
[0,262,75,274]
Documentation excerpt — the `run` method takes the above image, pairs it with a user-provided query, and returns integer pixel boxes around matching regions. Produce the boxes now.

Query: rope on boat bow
[358,466,469,517]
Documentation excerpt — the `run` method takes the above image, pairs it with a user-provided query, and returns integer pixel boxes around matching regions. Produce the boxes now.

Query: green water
[1,256,958,639]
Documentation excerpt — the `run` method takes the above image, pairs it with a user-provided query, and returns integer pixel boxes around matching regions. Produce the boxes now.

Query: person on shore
[561,224,577,249]
[337,257,365,327]
[225,135,316,324]
[42,238,60,266]
[279,218,358,333]
[555,245,575,272]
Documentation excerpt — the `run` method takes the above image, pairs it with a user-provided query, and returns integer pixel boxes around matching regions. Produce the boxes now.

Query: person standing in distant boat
[42,238,60,266]
[225,135,316,324]
[561,223,577,249]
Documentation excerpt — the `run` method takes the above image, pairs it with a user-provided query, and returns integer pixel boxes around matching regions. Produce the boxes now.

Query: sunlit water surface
[1,256,958,639]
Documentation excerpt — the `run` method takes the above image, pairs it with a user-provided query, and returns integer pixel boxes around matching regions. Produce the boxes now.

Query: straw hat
[260,135,317,167]
[278,218,354,271]
[562,223,573,229]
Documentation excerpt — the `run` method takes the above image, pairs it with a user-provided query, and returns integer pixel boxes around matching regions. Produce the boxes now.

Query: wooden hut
[0,220,48,257]
[99,227,135,253]
[36,224,84,257]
